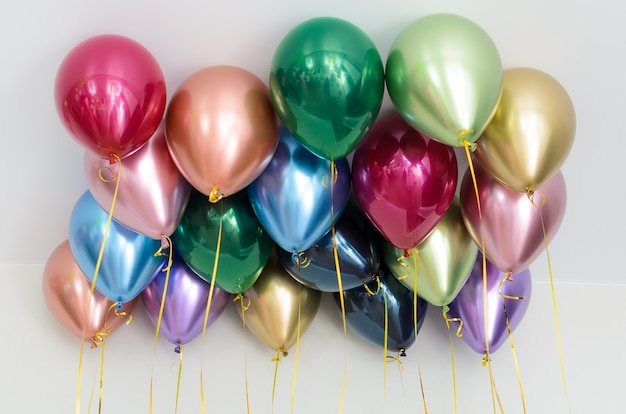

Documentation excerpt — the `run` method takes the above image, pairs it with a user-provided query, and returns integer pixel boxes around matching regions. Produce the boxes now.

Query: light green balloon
[386,13,503,147]
[382,199,478,307]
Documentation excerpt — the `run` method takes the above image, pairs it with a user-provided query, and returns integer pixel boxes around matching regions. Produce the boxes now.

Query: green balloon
[386,13,503,147]
[173,189,273,294]
[382,199,478,307]
[270,17,384,159]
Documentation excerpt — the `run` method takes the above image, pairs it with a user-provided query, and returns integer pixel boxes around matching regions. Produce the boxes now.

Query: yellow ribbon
[208,186,223,203]
[386,350,407,403]
[408,250,429,414]
[271,348,288,413]
[460,139,498,414]
[233,292,252,414]
[527,190,571,412]
[442,307,462,414]
[77,153,122,414]
[174,344,183,414]
[290,286,302,414]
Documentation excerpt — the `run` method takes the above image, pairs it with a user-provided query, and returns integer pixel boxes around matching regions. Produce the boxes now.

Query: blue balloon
[248,125,351,254]
[69,191,166,303]
[277,201,380,292]
[334,265,428,353]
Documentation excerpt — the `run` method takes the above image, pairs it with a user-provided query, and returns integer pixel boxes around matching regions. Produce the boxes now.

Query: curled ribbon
[291,250,311,270]
[208,186,223,203]
[363,275,381,296]
[442,306,463,338]
[321,160,339,188]
[233,293,251,312]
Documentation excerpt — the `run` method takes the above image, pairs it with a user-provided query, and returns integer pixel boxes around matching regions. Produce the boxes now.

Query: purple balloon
[446,253,531,355]
[141,249,232,346]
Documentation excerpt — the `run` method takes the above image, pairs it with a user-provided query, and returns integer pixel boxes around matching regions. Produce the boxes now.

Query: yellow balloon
[475,67,576,192]
[237,250,321,352]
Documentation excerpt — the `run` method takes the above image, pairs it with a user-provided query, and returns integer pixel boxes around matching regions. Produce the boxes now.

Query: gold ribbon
[271,348,288,413]
[290,294,302,414]
[442,307,461,414]
[174,344,183,414]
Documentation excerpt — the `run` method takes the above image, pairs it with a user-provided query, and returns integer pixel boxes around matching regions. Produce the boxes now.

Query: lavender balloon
[141,249,232,347]
[446,253,531,355]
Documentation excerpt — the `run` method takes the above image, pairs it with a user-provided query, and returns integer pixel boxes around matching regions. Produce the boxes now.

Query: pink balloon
[85,123,191,240]
[42,240,138,342]
[352,113,458,249]
[460,162,567,273]
[55,34,166,159]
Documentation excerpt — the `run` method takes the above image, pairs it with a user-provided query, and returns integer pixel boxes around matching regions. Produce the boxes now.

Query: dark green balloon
[173,189,273,294]
[270,17,384,160]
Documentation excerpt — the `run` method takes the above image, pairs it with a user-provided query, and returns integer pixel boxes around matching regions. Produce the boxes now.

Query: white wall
[1,0,625,413]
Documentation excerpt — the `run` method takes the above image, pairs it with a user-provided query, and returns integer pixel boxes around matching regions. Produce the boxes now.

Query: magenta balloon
[460,162,567,273]
[446,253,532,354]
[85,124,191,239]
[55,34,166,159]
[352,113,458,249]
[141,250,232,346]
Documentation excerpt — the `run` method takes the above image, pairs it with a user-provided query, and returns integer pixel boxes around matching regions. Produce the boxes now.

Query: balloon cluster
[43,14,574,358]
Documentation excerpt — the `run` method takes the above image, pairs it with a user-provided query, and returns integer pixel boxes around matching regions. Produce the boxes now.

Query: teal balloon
[270,17,384,159]
[386,13,503,147]
[173,189,273,294]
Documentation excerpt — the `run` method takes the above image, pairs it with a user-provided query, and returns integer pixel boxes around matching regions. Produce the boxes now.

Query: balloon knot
[403,249,410,258]
[209,187,223,203]
[174,343,181,353]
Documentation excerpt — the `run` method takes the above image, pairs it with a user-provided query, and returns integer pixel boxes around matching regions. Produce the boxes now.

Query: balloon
[474,67,576,192]
[247,126,351,254]
[238,250,322,352]
[446,253,532,354]
[173,189,273,294]
[386,13,502,147]
[54,34,166,159]
[352,113,458,250]
[270,16,384,159]
[85,123,191,239]
[141,248,231,346]
[42,240,138,341]
[277,201,380,292]
[334,265,428,353]
[69,191,166,303]
[165,65,279,201]
[460,162,567,273]
[383,198,478,307]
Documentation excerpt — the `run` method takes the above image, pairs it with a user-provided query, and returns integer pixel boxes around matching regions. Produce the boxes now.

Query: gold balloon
[237,250,321,352]
[383,199,478,307]
[475,67,576,192]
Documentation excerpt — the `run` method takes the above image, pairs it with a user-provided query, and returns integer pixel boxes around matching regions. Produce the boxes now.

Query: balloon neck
[403,249,410,258]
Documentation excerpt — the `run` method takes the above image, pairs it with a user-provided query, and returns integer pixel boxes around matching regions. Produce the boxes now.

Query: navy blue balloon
[69,190,166,302]
[334,265,427,353]
[248,125,351,254]
[277,201,380,292]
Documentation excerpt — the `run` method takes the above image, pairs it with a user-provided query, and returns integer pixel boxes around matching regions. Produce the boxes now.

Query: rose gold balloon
[165,65,279,201]
[85,123,191,239]
[42,240,137,341]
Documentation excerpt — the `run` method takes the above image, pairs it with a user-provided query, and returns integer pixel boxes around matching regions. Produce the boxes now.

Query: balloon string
[386,350,407,403]
[383,288,389,403]
[200,201,224,414]
[528,191,571,413]
[444,310,459,414]
[174,344,183,414]
[290,286,302,414]
[410,250,429,414]
[271,348,288,413]
[461,140,497,414]
[234,293,252,414]
[328,159,347,414]
[149,236,173,414]
[394,252,411,281]
[499,273,527,414]
[75,154,122,414]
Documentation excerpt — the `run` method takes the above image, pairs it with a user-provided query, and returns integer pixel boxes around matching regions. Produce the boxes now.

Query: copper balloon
[237,251,321,352]
[475,67,576,192]
[42,240,137,341]
[165,65,279,200]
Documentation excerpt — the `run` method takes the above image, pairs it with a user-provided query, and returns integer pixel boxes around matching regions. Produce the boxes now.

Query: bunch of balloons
[43,13,574,360]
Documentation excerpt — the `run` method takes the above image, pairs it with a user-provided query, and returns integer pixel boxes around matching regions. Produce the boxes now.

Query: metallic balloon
[238,250,322,352]
[334,265,428,353]
[352,113,458,250]
[460,162,567,273]
[383,198,478,306]
[43,239,138,341]
[446,253,532,354]
[386,13,502,147]
[85,123,191,239]
[475,67,576,192]
[173,189,273,294]
[55,34,166,159]
[277,201,380,292]
[141,248,232,346]
[270,16,384,160]
[247,126,351,254]
[165,65,279,200]
[69,191,166,303]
